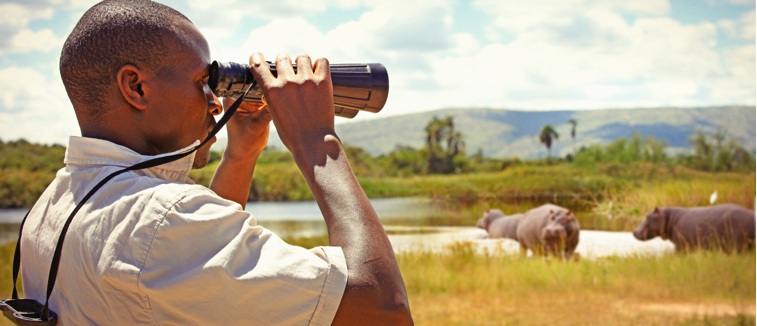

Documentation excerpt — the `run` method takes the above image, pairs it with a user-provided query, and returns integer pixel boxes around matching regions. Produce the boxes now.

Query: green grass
[398,243,755,325]
[0,242,15,299]
[399,243,754,300]
[0,229,753,325]
[281,235,755,324]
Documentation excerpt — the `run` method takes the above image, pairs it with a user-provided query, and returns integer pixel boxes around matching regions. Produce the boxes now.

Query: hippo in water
[476,209,522,241]
[516,204,580,259]
[633,204,756,253]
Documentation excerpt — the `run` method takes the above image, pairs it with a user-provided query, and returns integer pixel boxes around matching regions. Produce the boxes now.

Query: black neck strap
[11,84,254,320]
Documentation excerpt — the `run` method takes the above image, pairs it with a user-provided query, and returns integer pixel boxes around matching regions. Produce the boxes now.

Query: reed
[587,170,756,231]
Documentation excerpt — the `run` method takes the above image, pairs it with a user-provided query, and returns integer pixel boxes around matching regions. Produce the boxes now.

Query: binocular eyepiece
[208,61,389,118]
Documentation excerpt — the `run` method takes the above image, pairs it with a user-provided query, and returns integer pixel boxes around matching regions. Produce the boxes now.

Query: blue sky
[0,0,754,146]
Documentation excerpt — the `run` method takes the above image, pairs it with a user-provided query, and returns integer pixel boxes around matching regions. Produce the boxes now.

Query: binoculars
[209,61,389,118]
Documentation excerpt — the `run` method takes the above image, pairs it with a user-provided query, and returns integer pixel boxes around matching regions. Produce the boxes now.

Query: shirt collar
[64,136,200,183]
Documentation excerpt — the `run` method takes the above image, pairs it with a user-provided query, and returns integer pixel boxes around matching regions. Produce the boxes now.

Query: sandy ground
[386,226,675,259]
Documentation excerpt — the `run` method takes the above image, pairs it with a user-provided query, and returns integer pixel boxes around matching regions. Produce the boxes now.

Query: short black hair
[60,0,191,118]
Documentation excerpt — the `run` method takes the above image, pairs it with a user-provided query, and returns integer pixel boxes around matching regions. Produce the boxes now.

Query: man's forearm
[209,152,258,208]
[292,135,390,248]
[292,134,411,323]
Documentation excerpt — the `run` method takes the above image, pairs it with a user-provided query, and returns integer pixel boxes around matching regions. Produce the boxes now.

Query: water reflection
[0,208,26,245]
[0,198,438,244]
[0,196,617,245]
[248,197,436,238]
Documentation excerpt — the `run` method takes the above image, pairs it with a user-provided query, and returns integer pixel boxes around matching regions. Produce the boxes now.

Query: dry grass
[399,243,755,325]
[0,230,753,325]
[409,292,755,326]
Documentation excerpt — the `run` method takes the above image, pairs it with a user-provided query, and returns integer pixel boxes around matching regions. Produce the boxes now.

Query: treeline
[572,130,754,172]
[0,123,754,207]
[0,139,66,208]
[190,122,754,202]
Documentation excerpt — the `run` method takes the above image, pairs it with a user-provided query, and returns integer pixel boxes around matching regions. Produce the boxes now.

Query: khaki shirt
[21,137,347,325]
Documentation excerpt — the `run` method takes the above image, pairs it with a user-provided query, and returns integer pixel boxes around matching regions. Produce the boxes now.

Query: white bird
[709,191,718,205]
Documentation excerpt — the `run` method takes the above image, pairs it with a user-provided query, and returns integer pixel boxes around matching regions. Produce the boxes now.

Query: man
[19,0,412,325]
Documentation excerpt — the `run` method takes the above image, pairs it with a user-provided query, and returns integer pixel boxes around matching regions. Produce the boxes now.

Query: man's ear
[117,64,148,110]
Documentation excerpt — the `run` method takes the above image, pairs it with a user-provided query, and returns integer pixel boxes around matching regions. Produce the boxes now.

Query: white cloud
[719,10,756,41]
[709,44,756,103]
[186,0,338,18]
[378,5,752,113]
[3,0,753,146]
[183,0,361,31]
[474,0,670,35]
[740,11,755,40]
[214,0,462,84]
[8,29,63,53]
[0,3,56,52]
[235,18,329,62]
[0,67,78,145]
[359,0,455,53]
[0,3,54,26]
[216,0,753,116]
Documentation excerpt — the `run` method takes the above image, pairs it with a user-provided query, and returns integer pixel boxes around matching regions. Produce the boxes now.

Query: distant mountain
[215,106,755,159]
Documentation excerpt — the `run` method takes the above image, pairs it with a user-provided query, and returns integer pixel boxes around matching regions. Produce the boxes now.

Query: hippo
[516,203,580,259]
[476,209,522,241]
[633,204,756,253]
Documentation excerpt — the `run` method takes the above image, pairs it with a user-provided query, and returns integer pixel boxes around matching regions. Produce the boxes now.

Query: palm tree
[539,124,559,159]
[568,118,577,157]
[424,115,465,173]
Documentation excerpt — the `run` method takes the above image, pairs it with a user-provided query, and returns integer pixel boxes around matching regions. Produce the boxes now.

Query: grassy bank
[0,239,752,325]
[398,243,755,325]
[359,164,755,231]
[5,156,754,233]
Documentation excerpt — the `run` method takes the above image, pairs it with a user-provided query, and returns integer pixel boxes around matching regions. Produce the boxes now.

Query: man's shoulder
[138,178,226,210]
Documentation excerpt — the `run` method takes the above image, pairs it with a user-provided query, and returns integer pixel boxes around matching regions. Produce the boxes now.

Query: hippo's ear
[653,207,661,214]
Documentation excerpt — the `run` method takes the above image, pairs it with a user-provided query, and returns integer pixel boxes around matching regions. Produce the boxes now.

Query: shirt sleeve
[137,186,348,326]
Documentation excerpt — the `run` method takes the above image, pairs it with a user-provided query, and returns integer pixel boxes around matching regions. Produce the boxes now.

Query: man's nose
[204,84,223,115]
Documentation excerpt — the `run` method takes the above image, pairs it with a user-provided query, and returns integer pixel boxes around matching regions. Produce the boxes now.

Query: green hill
[216,106,755,159]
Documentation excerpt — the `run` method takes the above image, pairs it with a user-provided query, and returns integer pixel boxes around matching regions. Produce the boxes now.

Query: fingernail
[252,54,262,67]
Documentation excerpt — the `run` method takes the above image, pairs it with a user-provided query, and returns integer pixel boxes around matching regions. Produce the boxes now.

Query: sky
[0,0,754,146]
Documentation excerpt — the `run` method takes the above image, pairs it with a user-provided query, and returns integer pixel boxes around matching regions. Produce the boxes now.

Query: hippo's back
[488,214,523,240]
[516,204,568,249]
[673,204,755,252]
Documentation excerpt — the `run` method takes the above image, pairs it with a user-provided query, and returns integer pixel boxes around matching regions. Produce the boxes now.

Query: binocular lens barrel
[209,61,389,118]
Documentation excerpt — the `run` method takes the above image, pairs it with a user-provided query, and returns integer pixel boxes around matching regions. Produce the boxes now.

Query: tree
[539,124,559,159]
[568,118,578,156]
[687,128,755,172]
[380,145,426,176]
[574,133,668,164]
[424,115,465,174]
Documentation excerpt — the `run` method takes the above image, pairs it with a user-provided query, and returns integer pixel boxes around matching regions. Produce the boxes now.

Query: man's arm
[209,101,270,208]
[249,53,413,325]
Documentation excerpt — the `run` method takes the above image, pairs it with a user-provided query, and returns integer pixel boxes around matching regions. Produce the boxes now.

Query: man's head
[61,0,222,168]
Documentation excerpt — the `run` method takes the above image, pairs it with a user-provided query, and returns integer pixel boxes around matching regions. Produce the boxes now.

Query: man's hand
[248,53,335,155]
[209,99,271,208]
[222,98,271,162]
